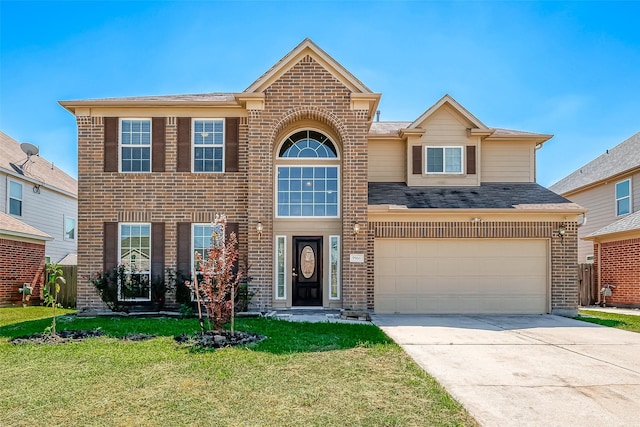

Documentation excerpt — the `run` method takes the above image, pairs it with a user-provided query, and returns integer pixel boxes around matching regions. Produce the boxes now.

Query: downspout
[595,241,602,305]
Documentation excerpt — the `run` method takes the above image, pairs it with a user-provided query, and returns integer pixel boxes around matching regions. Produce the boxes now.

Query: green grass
[576,310,640,333]
[0,306,76,327]
[0,307,477,426]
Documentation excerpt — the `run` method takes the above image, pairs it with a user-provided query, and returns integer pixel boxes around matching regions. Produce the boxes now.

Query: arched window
[276,130,339,217]
[279,130,337,158]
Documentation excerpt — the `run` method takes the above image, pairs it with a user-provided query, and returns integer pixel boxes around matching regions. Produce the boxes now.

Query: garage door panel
[375,239,548,314]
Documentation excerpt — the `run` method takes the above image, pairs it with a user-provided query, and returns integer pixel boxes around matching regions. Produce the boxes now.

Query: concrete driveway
[372,314,640,427]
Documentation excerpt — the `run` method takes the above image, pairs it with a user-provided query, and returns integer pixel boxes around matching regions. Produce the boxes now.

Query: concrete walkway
[373,314,640,427]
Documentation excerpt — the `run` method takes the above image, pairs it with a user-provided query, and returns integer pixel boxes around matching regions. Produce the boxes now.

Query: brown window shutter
[225,117,240,172]
[177,222,192,275]
[152,117,166,172]
[466,145,476,175]
[104,117,118,172]
[412,145,423,175]
[103,222,118,272]
[177,117,191,172]
[151,223,165,283]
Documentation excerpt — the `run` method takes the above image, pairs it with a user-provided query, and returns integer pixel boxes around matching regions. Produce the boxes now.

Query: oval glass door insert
[300,245,315,278]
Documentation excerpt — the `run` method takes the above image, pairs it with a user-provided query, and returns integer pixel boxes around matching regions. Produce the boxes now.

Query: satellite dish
[20,142,39,157]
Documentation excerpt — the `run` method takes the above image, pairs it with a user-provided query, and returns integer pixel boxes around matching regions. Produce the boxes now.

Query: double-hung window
[120,119,151,172]
[119,223,151,300]
[425,146,463,174]
[192,223,213,284]
[615,179,631,216]
[8,180,23,216]
[193,119,224,172]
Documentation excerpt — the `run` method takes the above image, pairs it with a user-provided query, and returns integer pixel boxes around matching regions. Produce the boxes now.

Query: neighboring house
[61,39,583,315]
[550,132,640,307]
[0,131,78,264]
[0,211,51,306]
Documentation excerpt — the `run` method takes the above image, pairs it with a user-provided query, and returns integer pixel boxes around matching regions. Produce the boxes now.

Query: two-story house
[61,39,582,315]
[0,131,78,305]
[550,131,640,307]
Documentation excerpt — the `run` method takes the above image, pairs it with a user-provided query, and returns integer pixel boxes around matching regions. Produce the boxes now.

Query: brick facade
[593,238,640,307]
[0,238,45,306]
[70,41,579,314]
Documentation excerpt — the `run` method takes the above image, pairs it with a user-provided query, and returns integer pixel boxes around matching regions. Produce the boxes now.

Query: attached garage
[374,238,549,314]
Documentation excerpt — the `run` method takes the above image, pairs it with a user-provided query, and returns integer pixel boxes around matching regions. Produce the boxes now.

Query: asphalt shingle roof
[586,211,640,238]
[0,211,51,240]
[0,131,77,195]
[549,131,640,195]
[368,182,578,209]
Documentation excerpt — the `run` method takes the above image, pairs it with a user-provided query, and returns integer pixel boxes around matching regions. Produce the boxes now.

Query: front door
[292,236,322,306]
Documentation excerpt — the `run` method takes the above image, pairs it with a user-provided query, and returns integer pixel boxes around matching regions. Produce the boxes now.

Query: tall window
[193,119,224,172]
[275,236,286,300]
[64,216,75,241]
[277,130,339,217]
[8,180,22,216]
[426,146,462,174]
[329,235,340,300]
[616,179,631,216]
[119,223,151,300]
[120,119,151,172]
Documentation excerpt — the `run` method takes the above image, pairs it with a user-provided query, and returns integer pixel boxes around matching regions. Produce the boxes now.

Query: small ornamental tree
[193,214,241,331]
[44,263,66,336]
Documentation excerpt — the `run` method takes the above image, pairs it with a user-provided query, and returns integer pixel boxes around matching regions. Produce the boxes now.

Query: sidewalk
[580,305,640,316]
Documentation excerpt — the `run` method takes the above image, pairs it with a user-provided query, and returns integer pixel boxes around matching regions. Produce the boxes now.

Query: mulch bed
[10,330,105,345]
[174,330,266,349]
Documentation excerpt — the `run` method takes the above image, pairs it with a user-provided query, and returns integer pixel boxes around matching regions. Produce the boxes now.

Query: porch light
[256,221,263,238]
[353,222,361,237]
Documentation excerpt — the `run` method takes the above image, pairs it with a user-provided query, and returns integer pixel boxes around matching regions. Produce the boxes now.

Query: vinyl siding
[481,141,535,183]
[407,105,480,187]
[368,139,405,182]
[3,172,77,263]
[570,171,640,262]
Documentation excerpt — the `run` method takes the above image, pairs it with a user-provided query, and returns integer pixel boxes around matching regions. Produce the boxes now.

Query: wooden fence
[58,265,77,308]
[578,263,597,306]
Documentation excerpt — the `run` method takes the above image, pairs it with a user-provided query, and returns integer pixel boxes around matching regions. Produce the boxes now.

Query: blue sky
[1,0,638,187]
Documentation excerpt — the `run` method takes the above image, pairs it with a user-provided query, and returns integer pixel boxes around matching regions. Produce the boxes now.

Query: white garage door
[375,239,548,314]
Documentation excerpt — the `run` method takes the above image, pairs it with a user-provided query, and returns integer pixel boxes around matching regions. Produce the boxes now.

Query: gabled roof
[245,38,373,94]
[549,131,640,195]
[368,182,582,211]
[0,211,52,241]
[0,131,77,196]
[408,94,488,130]
[584,211,640,240]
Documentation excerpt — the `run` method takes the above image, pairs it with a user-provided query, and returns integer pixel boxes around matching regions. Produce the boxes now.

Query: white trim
[118,222,152,301]
[276,128,340,160]
[192,118,225,173]
[63,215,76,241]
[329,235,340,300]
[615,178,632,217]
[7,178,23,217]
[424,146,464,175]
[119,118,152,173]
[191,223,214,301]
[275,235,287,300]
[275,165,340,218]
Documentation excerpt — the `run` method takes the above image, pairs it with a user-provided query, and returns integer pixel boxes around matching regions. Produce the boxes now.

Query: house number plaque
[300,245,315,278]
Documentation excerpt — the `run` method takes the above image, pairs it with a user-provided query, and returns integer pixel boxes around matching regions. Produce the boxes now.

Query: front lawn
[576,309,640,333]
[0,308,477,426]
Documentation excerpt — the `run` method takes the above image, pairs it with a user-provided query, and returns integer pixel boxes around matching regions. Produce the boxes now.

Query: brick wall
[594,237,640,307]
[0,238,46,306]
[366,221,579,312]
[246,54,370,310]
[76,117,250,311]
